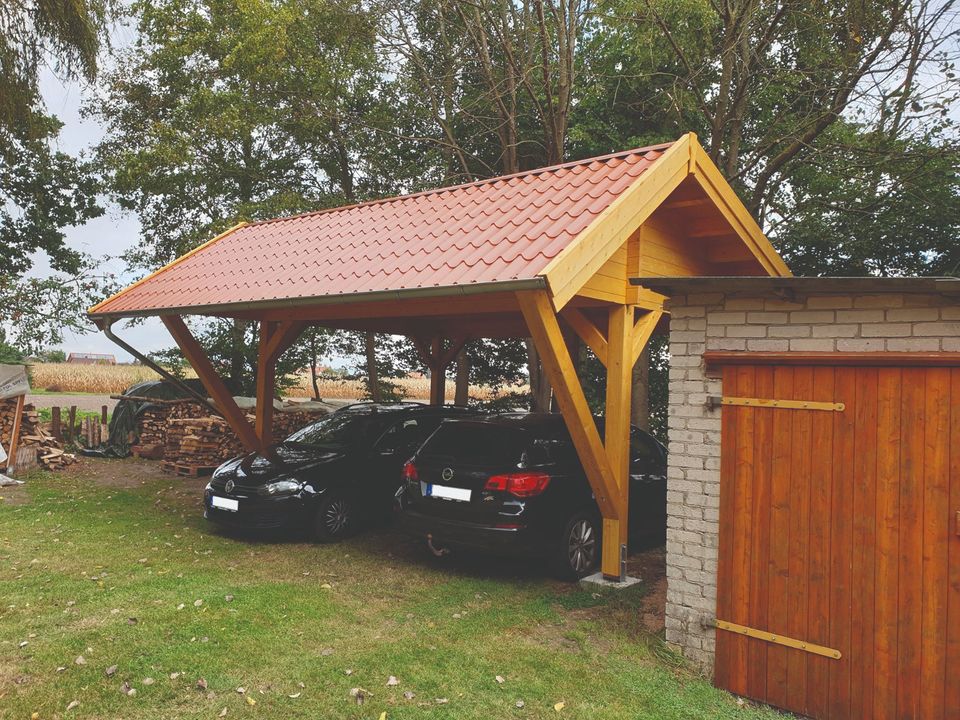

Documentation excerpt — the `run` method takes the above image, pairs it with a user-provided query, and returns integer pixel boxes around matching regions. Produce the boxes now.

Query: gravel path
[27,393,118,413]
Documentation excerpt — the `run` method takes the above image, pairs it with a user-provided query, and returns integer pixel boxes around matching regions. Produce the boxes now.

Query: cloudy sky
[37,68,169,363]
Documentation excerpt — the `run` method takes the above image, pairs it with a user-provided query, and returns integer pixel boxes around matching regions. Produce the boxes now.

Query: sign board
[0,365,30,401]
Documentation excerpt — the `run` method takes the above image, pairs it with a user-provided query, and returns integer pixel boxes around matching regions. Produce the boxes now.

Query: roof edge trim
[88,222,249,316]
[88,277,547,320]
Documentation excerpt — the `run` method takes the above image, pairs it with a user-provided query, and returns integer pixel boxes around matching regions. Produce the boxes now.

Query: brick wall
[664,291,960,672]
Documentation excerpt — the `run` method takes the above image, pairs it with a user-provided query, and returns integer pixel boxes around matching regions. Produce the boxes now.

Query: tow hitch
[426,533,451,557]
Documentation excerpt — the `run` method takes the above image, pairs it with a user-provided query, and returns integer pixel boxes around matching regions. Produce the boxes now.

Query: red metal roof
[91,143,673,317]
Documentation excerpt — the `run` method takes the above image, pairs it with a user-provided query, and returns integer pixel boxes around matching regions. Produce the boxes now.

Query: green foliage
[92,0,402,269]
[0,339,25,364]
[0,0,108,132]
[39,349,67,363]
[772,126,960,276]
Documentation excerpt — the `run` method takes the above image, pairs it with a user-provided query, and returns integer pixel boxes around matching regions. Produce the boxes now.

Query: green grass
[0,460,784,720]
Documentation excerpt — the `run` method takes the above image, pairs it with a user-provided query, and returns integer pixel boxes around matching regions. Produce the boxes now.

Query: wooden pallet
[170,462,217,477]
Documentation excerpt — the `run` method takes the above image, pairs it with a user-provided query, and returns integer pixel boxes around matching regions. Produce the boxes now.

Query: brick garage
[636,276,960,719]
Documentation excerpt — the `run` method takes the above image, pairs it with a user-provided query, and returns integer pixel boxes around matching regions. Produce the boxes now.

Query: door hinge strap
[715,619,842,659]
[707,395,845,412]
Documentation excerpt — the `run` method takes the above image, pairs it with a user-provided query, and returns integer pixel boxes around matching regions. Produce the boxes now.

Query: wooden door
[715,363,960,720]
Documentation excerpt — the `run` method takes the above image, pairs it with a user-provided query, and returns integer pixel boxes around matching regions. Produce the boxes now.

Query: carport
[88,132,789,581]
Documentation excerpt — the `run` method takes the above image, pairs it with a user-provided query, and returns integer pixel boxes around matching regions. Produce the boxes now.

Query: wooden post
[101,405,108,425]
[602,305,633,581]
[4,394,24,473]
[51,406,62,441]
[67,406,77,443]
[162,315,260,451]
[429,336,444,405]
[256,321,278,450]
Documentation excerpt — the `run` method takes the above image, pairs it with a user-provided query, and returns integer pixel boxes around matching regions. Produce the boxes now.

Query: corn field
[30,363,523,401]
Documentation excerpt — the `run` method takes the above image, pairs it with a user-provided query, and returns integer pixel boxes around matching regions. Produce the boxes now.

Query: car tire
[312,492,353,543]
[550,511,601,580]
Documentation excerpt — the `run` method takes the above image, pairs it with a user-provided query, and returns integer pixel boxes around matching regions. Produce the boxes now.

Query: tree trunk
[229,319,247,393]
[454,346,470,406]
[630,346,650,432]
[365,332,381,402]
[310,336,321,401]
[525,339,552,412]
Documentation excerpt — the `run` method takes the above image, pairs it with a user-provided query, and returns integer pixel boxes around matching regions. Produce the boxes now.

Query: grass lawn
[0,458,782,720]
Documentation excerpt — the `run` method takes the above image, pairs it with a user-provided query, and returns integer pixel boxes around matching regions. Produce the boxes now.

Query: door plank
[897,368,925,718]
[874,368,902,720]
[827,366,857,719]
[944,369,960,718]
[715,365,740,691]
[806,366,835,718]
[785,366,813,713]
[850,368,878,719]
[919,368,950,720]
[746,365,774,701]
[765,366,794,709]
[729,364,756,695]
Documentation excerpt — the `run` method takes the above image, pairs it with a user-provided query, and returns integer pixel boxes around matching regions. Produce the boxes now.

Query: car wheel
[551,511,601,580]
[313,493,353,543]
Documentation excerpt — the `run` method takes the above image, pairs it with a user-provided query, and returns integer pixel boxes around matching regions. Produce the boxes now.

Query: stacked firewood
[159,408,329,470]
[1,399,76,471]
[131,406,171,458]
[165,416,245,467]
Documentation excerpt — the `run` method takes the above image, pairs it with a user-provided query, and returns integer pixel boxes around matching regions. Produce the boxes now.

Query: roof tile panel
[93,143,674,315]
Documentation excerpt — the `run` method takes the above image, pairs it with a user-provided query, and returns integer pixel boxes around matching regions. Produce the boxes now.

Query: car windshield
[285,413,384,448]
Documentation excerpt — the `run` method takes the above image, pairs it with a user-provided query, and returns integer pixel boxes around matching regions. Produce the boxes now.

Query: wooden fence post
[51,407,62,440]
[67,406,77,443]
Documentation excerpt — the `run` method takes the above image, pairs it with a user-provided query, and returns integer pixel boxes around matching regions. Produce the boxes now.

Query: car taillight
[403,461,418,482]
[483,472,550,498]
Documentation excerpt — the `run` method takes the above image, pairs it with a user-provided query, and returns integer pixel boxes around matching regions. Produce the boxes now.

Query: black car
[204,403,476,541]
[397,413,667,579]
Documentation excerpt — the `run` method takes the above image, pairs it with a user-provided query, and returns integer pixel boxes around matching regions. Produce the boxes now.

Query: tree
[92,0,397,390]
[382,0,594,411]
[0,0,111,352]
[0,0,107,131]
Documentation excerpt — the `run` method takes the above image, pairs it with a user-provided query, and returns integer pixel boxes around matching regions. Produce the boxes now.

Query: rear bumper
[397,508,549,557]
[203,488,313,531]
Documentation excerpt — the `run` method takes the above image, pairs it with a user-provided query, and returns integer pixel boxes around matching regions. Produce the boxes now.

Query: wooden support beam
[561,308,608,366]
[256,321,278,450]
[262,320,305,365]
[516,290,619,520]
[161,315,259,452]
[4,393,24,472]
[631,309,663,365]
[602,305,633,580]
[429,336,445,405]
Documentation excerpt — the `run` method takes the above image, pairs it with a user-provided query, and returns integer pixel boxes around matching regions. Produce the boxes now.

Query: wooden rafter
[161,315,260,451]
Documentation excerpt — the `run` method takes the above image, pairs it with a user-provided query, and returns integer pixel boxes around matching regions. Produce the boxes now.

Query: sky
[36,70,169,363]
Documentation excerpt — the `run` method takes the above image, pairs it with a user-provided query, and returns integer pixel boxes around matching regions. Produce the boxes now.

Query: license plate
[425,483,471,502]
[211,496,239,512]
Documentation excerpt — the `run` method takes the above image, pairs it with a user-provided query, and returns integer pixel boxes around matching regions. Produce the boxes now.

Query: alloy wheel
[567,519,597,574]
[324,498,350,535]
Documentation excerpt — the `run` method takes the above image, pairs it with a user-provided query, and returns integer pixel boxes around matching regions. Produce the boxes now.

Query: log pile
[130,406,171,459]
[1,398,77,471]
[165,416,244,468]
[160,408,328,472]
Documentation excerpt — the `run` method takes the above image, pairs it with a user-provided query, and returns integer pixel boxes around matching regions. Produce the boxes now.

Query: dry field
[30,363,523,401]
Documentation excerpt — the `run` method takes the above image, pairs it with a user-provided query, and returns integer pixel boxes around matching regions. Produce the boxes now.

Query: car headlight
[265,479,303,496]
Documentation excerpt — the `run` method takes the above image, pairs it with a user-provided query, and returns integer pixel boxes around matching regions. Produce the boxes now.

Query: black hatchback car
[397,413,667,578]
[204,403,476,541]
